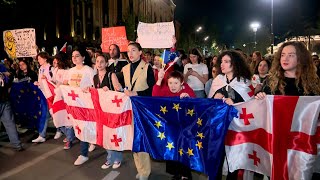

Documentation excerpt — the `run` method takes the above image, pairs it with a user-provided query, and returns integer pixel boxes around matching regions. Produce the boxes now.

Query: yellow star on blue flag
[186,108,195,116]
[160,106,168,114]
[131,96,238,179]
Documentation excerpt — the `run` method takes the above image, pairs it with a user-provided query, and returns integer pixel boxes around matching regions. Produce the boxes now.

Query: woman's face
[127,45,142,62]
[19,61,27,71]
[212,67,218,79]
[252,53,258,62]
[37,56,46,66]
[189,54,198,64]
[95,56,107,71]
[220,55,233,75]
[280,45,298,73]
[153,56,161,68]
[258,60,269,75]
[53,59,58,68]
[212,56,218,65]
[72,50,85,66]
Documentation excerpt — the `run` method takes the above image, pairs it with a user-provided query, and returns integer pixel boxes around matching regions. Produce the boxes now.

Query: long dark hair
[73,46,92,67]
[217,50,252,82]
[254,59,271,75]
[188,48,203,63]
[54,51,70,69]
[109,44,120,59]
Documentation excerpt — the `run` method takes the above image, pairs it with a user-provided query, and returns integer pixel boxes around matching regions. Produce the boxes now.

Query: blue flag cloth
[131,96,238,179]
[10,81,48,132]
[161,49,179,64]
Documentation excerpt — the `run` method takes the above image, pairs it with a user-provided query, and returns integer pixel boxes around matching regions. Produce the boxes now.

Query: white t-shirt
[66,65,94,88]
[38,63,52,82]
[52,69,68,85]
[184,63,208,91]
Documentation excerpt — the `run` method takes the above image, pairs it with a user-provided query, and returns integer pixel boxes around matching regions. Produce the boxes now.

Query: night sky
[174,0,320,46]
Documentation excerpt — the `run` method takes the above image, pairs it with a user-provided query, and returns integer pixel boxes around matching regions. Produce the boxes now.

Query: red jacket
[152,83,196,97]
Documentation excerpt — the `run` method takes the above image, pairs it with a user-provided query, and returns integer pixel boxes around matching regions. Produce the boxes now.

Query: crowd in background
[1,41,320,180]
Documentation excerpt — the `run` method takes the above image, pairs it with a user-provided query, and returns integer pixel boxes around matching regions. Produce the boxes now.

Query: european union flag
[10,81,48,133]
[131,97,238,179]
[161,49,179,64]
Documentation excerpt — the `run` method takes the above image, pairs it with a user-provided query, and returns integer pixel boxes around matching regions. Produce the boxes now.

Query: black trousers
[166,160,192,179]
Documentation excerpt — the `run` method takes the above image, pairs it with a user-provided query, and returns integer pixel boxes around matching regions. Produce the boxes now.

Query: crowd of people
[0,40,320,180]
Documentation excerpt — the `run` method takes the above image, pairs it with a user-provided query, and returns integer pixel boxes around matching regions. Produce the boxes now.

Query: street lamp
[250,22,260,49]
[195,26,203,46]
[204,36,209,41]
[196,26,202,32]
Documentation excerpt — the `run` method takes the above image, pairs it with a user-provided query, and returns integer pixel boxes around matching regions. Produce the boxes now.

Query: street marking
[0,146,62,180]
[101,171,120,180]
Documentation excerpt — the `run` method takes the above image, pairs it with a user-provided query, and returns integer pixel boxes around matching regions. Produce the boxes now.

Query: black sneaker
[14,145,24,151]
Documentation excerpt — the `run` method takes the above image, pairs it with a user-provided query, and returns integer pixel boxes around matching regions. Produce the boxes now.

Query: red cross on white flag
[59,86,133,151]
[225,96,320,180]
[40,80,72,127]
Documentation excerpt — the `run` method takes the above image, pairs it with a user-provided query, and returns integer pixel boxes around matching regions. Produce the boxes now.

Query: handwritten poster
[3,28,37,58]
[101,26,128,52]
[137,21,175,48]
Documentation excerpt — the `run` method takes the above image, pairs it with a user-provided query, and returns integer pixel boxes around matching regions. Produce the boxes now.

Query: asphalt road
[0,125,209,180]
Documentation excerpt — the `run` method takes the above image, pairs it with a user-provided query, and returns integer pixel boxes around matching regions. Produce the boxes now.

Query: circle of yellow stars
[155,102,206,158]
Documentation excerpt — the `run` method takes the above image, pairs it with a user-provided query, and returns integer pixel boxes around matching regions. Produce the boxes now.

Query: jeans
[106,150,123,164]
[80,141,89,157]
[60,126,75,142]
[194,90,206,98]
[39,109,50,138]
[0,102,21,148]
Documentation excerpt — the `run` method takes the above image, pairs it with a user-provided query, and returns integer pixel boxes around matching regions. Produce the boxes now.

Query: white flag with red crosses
[59,85,133,151]
[40,79,72,127]
[207,74,254,100]
[225,96,320,180]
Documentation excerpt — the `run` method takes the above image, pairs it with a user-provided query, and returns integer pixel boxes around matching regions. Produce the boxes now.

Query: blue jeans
[80,141,89,157]
[106,150,123,164]
[194,90,206,98]
[60,126,75,142]
[0,102,21,148]
[39,109,50,138]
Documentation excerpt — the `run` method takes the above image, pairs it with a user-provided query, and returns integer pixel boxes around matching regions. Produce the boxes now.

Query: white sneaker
[112,161,121,169]
[101,162,112,169]
[88,144,95,152]
[136,174,140,179]
[54,131,62,139]
[74,155,89,166]
[32,136,46,143]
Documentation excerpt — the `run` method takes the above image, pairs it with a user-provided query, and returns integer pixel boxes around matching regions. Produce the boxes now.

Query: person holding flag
[152,70,195,180]
[62,46,95,165]
[32,51,53,143]
[255,41,320,179]
[208,50,253,179]
[116,41,155,180]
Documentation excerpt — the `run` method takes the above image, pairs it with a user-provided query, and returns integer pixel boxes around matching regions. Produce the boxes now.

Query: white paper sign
[3,28,37,58]
[137,21,175,48]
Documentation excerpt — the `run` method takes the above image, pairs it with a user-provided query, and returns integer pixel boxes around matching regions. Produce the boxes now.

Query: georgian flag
[59,85,133,151]
[40,79,71,127]
[207,74,254,100]
[226,96,320,180]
